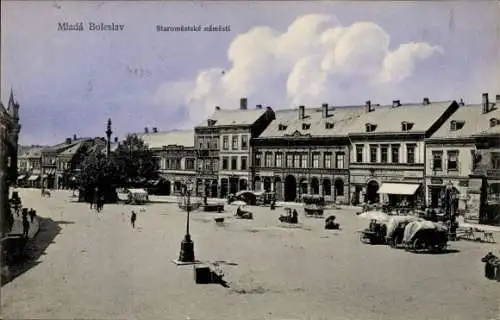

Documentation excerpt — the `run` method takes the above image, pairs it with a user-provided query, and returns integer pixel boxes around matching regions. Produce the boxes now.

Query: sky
[1,0,500,145]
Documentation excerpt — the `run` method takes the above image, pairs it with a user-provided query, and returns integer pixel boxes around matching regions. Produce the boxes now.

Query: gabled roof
[348,101,455,135]
[259,106,365,138]
[197,108,269,128]
[18,146,45,159]
[135,129,194,149]
[42,138,91,153]
[429,104,500,140]
[58,139,90,156]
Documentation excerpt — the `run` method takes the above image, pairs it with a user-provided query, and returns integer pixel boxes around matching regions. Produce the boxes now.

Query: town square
[1,1,500,320]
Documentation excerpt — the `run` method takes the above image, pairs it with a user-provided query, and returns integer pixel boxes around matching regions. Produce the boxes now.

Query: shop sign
[431,178,443,184]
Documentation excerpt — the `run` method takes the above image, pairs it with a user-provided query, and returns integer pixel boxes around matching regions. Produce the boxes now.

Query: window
[205,160,211,171]
[324,152,332,168]
[241,156,248,170]
[197,159,203,171]
[278,124,288,131]
[198,137,204,149]
[232,135,238,150]
[301,153,308,168]
[213,137,218,149]
[391,145,400,163]
[312,153,320,168]
[185,158,195,170]
[492,152,500,169]
[406,144,416,164]
[450,120,465,131]
[432,151,443,171]
[336,152,345,169]
[356,145,363,163]
[294,154,300,168]
[241,135,248,150]
[231,156,238,170]
[275,153,283,168]
[213,159,219,171]
[286,153,293,168]
[447,151,458,171]
[325,122,334,129]
[366,123,377,132]
[222,157,229,170]
[370,145,378,163]
[265,152,273,167]
[255,152,262,167]
[490,118,499,128]
[380,145,388,163]
[302,123,311,130]
[223,136,229,150]
[401,122,414,132]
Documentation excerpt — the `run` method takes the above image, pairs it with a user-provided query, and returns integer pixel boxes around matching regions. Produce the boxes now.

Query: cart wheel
[413,238,427,252]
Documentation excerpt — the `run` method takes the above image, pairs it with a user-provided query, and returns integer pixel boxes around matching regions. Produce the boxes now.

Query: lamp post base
[178,234,195,263]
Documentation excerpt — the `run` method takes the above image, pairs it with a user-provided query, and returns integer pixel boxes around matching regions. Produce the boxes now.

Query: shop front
[377,182,423,208]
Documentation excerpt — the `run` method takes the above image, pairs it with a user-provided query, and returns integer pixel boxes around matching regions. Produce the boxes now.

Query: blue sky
[1,1,499,145]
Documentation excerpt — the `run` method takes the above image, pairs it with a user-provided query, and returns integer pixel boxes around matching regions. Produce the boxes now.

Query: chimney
[256,104,262,109]
[114,137,118,143]
[482,93,489,114]
[423,97,430,105]
[298,105,305,120]
[73,134,77,141]
[215,106,220,111]
[459,98,465,106]
[365,100,373,113]
[392,100,401,108]
[144,127,149,133]
[496,94,500,105]
[152,127,158,133]
[240,97,248,110]
[65,137,72,144]
[322,103,329,118]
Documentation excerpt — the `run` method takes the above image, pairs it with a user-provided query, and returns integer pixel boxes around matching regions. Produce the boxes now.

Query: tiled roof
[197,108,268,127]
[18,146,44,159]
[58,140,88,156]
[135,129,194,149]
[259,106,365,138]
[347,101,455,135]
[429,104,500,139]
[42,138,91,153]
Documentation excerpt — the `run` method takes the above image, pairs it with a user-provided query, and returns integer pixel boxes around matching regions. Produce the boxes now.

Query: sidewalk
[7,216,40,239]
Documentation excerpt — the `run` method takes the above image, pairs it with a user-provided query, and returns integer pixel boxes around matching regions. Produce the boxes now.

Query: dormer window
[207,119,217,127]
[278,124,288,131]
[302,123,311,130]
[450,120,465,131]
[365,123,377,133]
[490,118,499,128]
[325,122,334,129]
[401,121,414,132]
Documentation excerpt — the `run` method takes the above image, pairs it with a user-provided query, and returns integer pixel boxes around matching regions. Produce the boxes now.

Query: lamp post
[178,179,195,263]
[445,180,455,237]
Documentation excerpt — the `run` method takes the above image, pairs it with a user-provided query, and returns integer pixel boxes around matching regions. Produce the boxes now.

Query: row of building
[16,93,500,215]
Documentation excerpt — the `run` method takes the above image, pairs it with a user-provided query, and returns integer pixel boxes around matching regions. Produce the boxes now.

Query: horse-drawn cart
[403,220,448,252]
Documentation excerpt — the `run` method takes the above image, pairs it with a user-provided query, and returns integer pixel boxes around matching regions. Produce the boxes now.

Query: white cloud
[152,14,444,128]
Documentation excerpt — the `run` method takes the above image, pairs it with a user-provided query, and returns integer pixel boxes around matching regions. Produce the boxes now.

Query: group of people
[21,208,37,237]
[89,188,105,213]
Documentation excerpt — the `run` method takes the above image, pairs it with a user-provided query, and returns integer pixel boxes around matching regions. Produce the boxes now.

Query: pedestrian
[29,208,36,223]
[131,211,137,228]
[22,214,30,238]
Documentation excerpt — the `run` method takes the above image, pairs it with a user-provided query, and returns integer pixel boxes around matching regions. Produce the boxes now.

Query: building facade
[138,128,197,196]
[195,98,275,198]
[18,146,44,188]
[348,98,459,206]
[425,93,500,218]
[0,90,21,235]
[253,104,363,203]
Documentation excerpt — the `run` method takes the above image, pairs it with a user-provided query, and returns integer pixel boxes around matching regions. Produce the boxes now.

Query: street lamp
[445,180,456,237]
[178,179,195,263]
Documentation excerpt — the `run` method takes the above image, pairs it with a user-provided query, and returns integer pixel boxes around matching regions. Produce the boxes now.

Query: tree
[77,151,119,203]
[112,134,158,187]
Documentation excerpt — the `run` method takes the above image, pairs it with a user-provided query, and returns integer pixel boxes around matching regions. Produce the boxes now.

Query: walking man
[131,211,137,228]
[22,212,30,238]
[28,208,36,223]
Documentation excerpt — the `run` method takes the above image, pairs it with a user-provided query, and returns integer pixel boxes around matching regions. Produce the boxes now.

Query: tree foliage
[77,151,119,202]
[112,134,158,186]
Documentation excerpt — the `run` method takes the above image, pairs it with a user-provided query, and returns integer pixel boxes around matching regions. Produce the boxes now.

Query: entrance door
[431,187,442,208]
[284,175,297,202]
[366,180,379,203]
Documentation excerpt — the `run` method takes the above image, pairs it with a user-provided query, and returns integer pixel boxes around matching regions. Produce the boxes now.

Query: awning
[28,175,40,181]
[17,175,26,180]
[377,183,420,195]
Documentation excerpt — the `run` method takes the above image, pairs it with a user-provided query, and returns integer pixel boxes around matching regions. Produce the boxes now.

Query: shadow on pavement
[2,217,64,286]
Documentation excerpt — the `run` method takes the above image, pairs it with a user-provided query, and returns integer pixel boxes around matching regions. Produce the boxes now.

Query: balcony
[487,169,500,178]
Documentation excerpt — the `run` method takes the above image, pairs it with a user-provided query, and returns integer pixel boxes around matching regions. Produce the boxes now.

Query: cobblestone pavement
[1,189,499,320]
